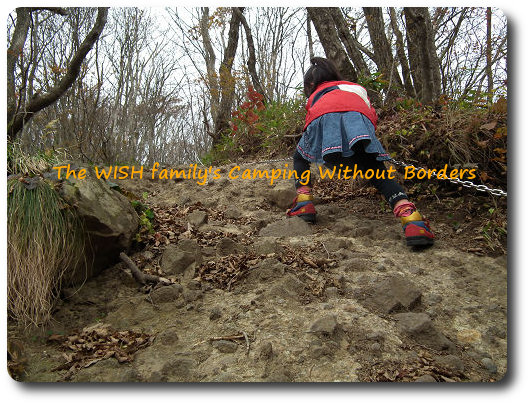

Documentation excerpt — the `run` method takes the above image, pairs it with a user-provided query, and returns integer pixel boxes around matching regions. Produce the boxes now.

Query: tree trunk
[486,7,493,104]
[389,8,415,97]
[7,7,108,139]
[233,7,267,101]
[199,7,220,118]
[306,10,315,60]
[212,8,241,146]
[404,7,441,104]
[363,7,403,94]
[306,7,358,82]
[327,8,370,79]
[7,8,31,136]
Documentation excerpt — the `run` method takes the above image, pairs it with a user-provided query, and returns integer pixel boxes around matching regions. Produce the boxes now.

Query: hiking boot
[286,193,316,224]
[400,211,435,247]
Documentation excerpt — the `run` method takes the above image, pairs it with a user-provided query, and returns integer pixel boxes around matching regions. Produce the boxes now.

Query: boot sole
[297,213,316,224]
[406,236,434,247]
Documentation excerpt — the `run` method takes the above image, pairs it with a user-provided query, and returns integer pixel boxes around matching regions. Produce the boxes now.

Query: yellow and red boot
[394,202,434,247]
[286,186,316,224]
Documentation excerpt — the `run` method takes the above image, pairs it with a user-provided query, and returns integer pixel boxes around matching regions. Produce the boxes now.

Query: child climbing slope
[287,57,434,247]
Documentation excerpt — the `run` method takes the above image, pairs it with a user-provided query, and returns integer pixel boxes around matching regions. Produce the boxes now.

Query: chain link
[388,158,507,198]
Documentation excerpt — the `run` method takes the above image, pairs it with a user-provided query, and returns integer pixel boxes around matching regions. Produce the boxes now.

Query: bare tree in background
[363,7,404,98]
[404,7,441,103]
[306,8,358,82]
[7,7,108,139]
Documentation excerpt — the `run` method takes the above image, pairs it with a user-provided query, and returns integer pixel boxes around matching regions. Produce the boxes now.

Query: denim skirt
[296,111,390,164]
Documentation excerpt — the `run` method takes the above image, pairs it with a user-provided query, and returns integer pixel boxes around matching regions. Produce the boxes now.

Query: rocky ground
[8,162,507,382]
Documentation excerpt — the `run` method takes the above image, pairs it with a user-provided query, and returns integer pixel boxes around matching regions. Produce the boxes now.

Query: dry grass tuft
[7,177,85,327]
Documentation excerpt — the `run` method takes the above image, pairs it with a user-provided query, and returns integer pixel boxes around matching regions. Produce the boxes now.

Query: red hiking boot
[394,202,434,247]
[401,211,435,246]
[286,193,316,224]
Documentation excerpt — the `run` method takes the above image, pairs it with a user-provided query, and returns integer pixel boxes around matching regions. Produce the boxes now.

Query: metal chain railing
[199,155,507,198]
[388,158,507,198]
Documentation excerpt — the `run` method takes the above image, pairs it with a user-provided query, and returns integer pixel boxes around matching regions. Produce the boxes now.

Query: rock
[394,312,432,334]
[434,355,464,373]
[216,237,245,256]
[224,207,242,219]
[209,307,222,321]
[282,274,306,296]
[309,341,335,359]
[188,210,208,227]
[187,280,201,290]
[394,312,454,351]
[409,266,424,275]
[481,358,497,374]
[366,331,384,342]
[58,166,139,284]
[343,258,371,272]
[161,240,202,279]
[150,285,182,304]
[160,357,196,381]
[370,342,382,351]
[157,327,179,345]
[182,289,202,303]
[212,339,238,353]
[252,238,284,255]
[258,217,312,237]
[415,374,437,382]
[247,257,285,282]
[366,275,422,314]
[258,342,273,360]
[266,185,296,209]
[309,314,338,336]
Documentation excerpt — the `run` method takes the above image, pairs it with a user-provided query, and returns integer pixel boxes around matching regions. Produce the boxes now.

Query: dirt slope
[10,162,507,382]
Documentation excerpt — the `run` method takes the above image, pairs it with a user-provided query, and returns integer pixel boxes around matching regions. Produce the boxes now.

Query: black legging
[293,143,408,208]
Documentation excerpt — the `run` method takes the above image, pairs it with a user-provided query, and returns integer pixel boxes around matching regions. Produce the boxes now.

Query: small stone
[212,339,238,353]
[209,307,222,321]
[481,358,497,374]
[252,238,284,255]
[157,327,179,345]
[309,314,338,336]
[216,238,245,256]
[188,210,208,227]
[415,374,437,382]
[187,280,201,290]
[258,342,273,360]
[182,289,202,303]
[224,207,241,219]
[394,312,432,334]
[434,355,464,373]
[258,217,312,237]
[368,275,422,314]
[366,331,384,341]
[370,342,381,351]
[375,262,386,272]
[409,266,424,275]
[394,312,454,351]
[150,285,181,304]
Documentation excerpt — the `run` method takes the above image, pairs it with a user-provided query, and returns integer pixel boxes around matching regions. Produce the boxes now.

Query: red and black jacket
[304,80,377,130]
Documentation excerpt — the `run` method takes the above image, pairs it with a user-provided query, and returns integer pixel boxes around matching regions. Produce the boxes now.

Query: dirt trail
[11,162,507,382]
